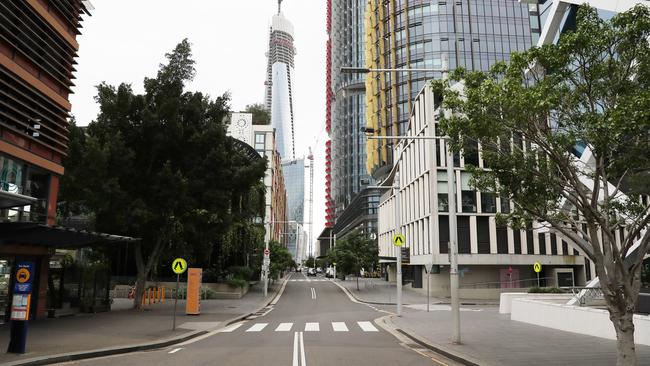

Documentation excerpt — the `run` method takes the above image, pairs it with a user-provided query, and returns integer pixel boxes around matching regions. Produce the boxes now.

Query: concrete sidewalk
[0,279,283,365]
[386,304,650,366]
[337,277,497,305]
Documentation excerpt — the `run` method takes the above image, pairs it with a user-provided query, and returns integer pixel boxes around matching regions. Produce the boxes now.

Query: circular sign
[172,258,187,275]
[393,234,405,247]
[264,248,270,256]
[16,268,30,283]
[534,262,542,273]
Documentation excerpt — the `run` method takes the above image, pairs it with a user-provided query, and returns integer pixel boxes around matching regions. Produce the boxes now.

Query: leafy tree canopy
[327,231,378,278]
[245,103,271,125]
[60,39,267,307]
[433,5,649,364]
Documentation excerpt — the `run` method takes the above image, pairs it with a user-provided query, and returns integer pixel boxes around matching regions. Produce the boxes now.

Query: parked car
[307,268,317,276]
[316,268,322,274]
[325,267,334,278]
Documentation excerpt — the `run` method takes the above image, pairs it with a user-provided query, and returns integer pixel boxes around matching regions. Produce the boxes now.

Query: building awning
[0,222,139,248]
[379,256,396,263]
[0,191,37,209]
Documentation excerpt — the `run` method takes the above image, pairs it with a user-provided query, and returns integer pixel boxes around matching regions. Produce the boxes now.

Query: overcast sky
[70,0,328,251]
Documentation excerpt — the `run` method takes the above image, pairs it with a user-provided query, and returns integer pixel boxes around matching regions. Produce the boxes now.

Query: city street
[65,273,452,366]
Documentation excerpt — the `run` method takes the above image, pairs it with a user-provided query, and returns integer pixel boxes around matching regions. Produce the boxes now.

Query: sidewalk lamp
[343,54,462,344]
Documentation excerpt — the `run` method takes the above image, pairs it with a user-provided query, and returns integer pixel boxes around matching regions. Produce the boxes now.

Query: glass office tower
[365,0,541,180]
[282,159,306,261]
[328,0,380,239]
[265,7,296,160]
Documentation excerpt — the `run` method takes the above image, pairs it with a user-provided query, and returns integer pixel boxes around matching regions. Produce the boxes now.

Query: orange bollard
[147,288,152,305]
[161,287,165,303]
[154,287,158,303]
[141,293,145,307]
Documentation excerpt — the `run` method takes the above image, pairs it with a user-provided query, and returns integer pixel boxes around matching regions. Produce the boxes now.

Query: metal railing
[459,277,556,289]
[569,287,604,306]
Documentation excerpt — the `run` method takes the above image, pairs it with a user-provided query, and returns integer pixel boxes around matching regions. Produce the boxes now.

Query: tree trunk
[134,271,146,309]
[612,310,637,366]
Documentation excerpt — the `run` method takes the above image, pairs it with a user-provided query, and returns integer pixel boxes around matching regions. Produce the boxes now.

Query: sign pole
[537,272,540,288]
[173,273,179,331]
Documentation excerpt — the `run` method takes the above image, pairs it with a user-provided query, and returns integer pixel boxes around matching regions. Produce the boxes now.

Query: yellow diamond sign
[393,234,405,247]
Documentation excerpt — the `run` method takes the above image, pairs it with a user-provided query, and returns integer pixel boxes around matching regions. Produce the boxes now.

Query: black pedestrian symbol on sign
[172,258,187,274]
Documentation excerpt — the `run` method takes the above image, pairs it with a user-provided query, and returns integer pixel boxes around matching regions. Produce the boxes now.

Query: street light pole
[394,171,402,317]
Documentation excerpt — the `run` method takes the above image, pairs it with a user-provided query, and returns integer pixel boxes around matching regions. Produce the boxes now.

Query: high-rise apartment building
[265,2,306,262]
[265,1,296,160]
[364,0,541,180]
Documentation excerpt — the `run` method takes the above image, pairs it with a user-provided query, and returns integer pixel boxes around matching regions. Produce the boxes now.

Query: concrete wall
[499,293,574,314]
[511,299,650,346]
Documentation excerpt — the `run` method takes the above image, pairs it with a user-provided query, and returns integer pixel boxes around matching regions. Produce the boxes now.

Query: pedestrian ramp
[219,321,380,334]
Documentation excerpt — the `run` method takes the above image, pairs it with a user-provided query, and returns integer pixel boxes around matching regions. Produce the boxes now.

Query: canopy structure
[0,190,37,210]
[0,222,139,248]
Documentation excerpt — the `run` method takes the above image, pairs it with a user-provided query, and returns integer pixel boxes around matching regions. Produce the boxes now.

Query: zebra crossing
[219,321,379,334]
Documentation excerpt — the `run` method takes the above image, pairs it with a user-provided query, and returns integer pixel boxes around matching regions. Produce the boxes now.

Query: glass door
[0,259,13,324]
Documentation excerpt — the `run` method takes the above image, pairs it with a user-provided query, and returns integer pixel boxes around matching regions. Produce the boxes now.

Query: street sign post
[534,262,542,287]
[171,258,187,330]
[8,262,35,354]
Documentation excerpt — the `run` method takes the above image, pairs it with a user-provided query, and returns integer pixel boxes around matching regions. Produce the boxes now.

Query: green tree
[245,103,270,125]
[60,39,266,308]
[269,241,295,279]
[434,6,650,365]
[328,231,378,289]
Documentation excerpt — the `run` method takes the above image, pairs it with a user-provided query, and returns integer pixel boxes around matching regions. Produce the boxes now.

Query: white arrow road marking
[357,321,379,332]
[304,322,319,331]
[168,348,183,354]
[246,323,268,332]
[276,322,293,331]
[332,322,348,332]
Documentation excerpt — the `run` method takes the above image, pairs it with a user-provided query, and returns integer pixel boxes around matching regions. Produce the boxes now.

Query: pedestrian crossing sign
[393,234,405,247]
[172,258,187,275]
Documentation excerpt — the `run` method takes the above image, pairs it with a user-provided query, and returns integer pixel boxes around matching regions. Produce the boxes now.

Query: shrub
[226,278,248,288]
[528,287,566,294]
[228,266,254,281]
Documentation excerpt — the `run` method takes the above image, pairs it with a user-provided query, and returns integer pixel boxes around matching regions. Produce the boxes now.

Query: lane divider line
[292,332,299,366]
[300,331,307,366]
[168,347,183,354]
[310,287,316,300]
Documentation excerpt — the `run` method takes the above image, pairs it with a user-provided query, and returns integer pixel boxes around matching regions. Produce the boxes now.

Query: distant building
[264,2,306,263]
[364,0,541,181]
[327,0,379,241]
[265,3,296,160]
[227,113,287,244]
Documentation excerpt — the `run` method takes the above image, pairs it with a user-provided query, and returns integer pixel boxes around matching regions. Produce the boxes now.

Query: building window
[481,192,496,213]
[255,133,266,156]
[460,173,476,213]
[437,171,448,212]
[500,197,511,213]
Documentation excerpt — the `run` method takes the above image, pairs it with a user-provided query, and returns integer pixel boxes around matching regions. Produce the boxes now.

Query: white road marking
[332,322,348,332]
[246,323,268,332]
[168,348,183,354]
[276,322,293,331]
[357,321,379,332]
[220,323,243,333]
[292,332,299,366]
[310,287,316,299]
[304,322,319,331]
[300,332,307,366]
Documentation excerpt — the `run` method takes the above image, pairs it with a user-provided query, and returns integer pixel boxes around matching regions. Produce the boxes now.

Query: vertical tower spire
[278,0,282,14]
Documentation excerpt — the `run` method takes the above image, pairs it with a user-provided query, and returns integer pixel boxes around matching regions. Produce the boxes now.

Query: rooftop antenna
[278,0,282,14]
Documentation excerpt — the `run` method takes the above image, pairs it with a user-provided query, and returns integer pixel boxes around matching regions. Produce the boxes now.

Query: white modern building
[227,113,287,244]
[377,84,591,298]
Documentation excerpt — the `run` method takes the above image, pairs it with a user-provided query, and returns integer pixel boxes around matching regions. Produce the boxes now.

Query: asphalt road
[66,272,455,366]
